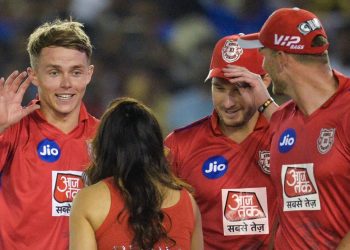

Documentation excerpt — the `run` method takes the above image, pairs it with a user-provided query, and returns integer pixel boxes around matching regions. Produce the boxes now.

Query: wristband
[258,98,274,113]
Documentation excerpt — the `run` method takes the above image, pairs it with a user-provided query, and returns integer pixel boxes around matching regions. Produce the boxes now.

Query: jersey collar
[210,109,268,136]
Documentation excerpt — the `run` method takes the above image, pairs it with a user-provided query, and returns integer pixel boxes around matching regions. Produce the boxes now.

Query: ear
[27,67,39,87]
[262,73,272,88]
[86,65,94,85]
[276,51,289,72]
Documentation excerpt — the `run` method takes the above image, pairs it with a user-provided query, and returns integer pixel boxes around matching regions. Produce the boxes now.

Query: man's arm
[337,232,350,250]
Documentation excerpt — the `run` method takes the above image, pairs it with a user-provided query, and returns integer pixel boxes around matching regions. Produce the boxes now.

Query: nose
[222,92,236,108]
[60,74,72,88]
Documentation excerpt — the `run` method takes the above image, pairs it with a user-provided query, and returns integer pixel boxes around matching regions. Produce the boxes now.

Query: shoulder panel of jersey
[270,99,295,132]
[172,115,211,134]
[164,115,211,176]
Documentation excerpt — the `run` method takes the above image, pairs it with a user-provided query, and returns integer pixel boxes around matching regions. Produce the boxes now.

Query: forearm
[258,99,279,121]
[337,232,350,250]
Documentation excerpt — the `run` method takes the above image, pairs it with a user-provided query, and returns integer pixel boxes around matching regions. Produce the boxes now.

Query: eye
[49,70,59,76]
[72,70,83,76]
[214,84,225,91]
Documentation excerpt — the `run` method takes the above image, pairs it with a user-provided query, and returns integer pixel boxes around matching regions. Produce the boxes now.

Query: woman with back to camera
[69,97,203,250]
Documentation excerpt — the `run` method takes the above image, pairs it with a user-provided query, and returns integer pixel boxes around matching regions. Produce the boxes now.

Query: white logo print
[317,128,335,154]
[222,40,243,63]
[222,188,269,236]
[298,18,322,35]
[258,151,270,174]
[281,163,320,211]
[274,34,303,50]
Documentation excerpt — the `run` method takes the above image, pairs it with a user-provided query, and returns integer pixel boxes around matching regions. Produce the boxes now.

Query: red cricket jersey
[270,71,350,249]
[165,111,277,250]
[96,178,194,250]
[0,103,99,250]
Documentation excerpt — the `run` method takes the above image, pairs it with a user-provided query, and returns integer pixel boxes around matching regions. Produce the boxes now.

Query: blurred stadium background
[1,0,350,134]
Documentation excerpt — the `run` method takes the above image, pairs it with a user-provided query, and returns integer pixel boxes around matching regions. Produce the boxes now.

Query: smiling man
[165,34,277,249]
[0,20,99,249]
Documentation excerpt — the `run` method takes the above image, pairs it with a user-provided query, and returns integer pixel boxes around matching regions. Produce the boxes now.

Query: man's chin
[222,119,246,128]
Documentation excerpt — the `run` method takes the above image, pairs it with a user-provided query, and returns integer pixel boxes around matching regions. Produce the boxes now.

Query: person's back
[71,177,198,249]
[69,97,203,250]
[0,19,98,249]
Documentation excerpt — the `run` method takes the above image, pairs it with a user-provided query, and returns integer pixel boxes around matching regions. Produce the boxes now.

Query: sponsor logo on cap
[274,34,303,50]
[297,18,322,35]
[222,40,243,63]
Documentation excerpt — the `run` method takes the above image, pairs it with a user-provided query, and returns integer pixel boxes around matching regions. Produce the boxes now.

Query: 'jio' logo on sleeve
[278,128,296,153]
[37,139,61,162]
[202,156,228,179]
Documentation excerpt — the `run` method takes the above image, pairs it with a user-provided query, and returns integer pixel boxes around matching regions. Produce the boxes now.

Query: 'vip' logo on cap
[274,34,304,50]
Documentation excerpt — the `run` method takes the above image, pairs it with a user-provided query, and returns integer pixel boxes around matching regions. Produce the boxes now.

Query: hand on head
[222,65,272,109]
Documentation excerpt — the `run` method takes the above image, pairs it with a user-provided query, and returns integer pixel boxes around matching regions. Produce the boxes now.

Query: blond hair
[27,19,93,68]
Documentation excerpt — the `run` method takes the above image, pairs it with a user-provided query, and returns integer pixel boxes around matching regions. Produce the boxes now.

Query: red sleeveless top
[95,178,195,249]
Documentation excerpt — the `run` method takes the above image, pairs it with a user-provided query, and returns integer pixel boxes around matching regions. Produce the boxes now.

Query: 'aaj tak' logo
[224,191,266,222]
[284,167,317,198]
[53,173,84,203]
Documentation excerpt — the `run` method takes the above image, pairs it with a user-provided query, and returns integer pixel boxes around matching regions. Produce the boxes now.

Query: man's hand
[222,65,271,108]
[222,65,278,120]
[0,70,40,133]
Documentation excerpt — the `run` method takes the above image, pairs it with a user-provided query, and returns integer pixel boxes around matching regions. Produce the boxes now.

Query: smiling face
[211,77,256,131]
[29,46,94,122]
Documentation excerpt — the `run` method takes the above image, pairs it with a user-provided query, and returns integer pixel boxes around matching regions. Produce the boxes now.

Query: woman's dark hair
[85,97,191,249]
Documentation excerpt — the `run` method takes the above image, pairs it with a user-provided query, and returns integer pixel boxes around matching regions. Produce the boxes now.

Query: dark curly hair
[85,97,191,249]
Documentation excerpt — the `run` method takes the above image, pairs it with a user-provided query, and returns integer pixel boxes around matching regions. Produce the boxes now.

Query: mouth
[55,94,75,100]
[225,108,240,114]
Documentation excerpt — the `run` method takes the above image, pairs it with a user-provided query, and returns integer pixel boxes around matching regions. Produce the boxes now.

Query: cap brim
[204,68,227,83]
[237,33,264,49]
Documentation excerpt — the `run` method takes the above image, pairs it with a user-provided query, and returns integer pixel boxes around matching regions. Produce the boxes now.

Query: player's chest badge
[258,150,270,174]
[317,128,335,154]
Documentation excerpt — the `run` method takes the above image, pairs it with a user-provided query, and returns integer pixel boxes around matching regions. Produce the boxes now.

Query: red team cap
[205,34,265,82]
[238,7,329,54]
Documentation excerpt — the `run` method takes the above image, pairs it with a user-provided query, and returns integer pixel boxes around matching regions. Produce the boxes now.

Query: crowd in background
[1,0,350,134]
